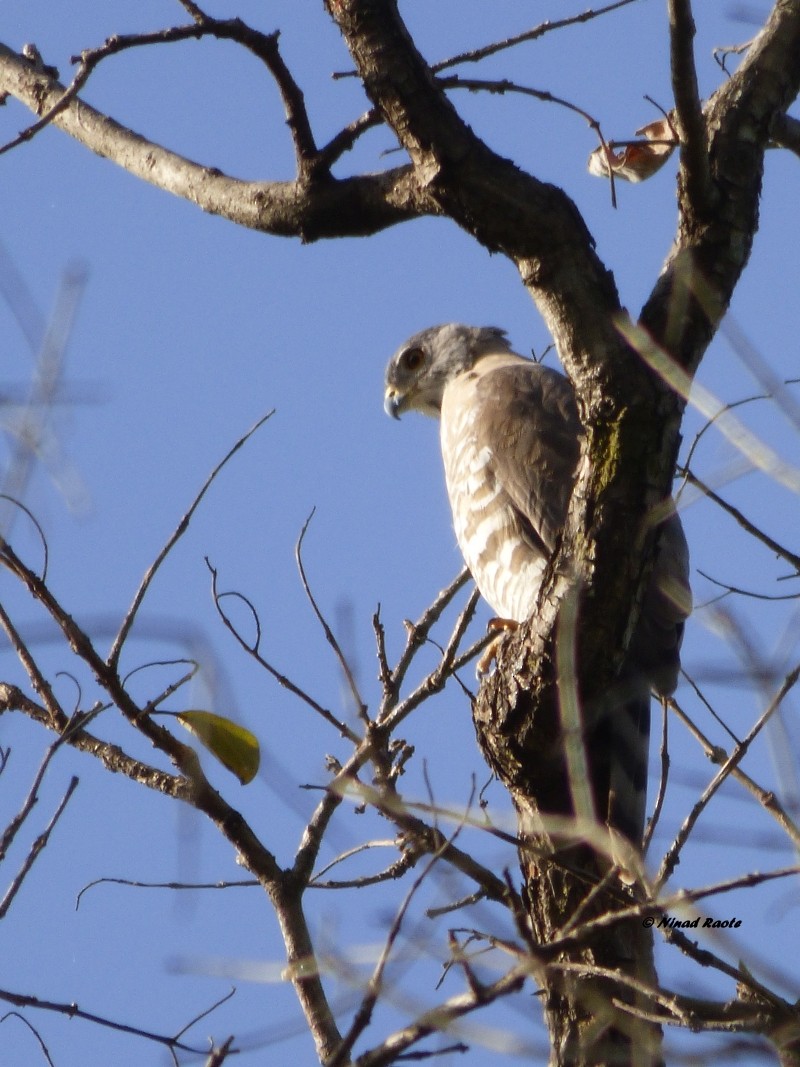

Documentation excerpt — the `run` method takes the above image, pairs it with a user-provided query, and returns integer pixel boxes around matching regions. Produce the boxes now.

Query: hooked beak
[384,387,403,420]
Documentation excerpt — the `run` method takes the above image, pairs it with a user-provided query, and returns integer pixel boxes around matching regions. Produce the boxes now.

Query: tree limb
[0,43,433,240]
[667,0,714,218]
[642,3,800,363]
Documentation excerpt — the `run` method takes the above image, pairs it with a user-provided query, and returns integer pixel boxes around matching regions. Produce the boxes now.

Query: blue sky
[1,3,799,1064]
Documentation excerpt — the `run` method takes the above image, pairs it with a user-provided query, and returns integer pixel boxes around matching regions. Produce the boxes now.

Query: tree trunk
[475,642,663,1067]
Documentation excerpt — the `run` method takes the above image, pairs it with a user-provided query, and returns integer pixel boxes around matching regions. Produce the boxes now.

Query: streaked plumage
[384,323,691,846]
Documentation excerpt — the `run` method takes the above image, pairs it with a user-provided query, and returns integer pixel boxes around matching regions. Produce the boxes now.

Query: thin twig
[0,538,205,784]
[327,780,515,904]
[388,569,472,703]
[0,741,61,861]
[713,39,753,75]
[203,1037,236,1067]
[697,568,800,602]
[0,987,205,1055]
[317,108,382,168]
[680,389,771,476]
[330,817,467,1067]
[432,0,640,73]
[139,662,201,711]
[0,682,187,799]
[0,1013,55,1067]
[372,606,393,696]
[63,12,320,174]
[643,698,670,853]
[0,497,48,579]
[0,777,78,919]
[332,0,640,79]
[670,694,800,849]
[296,511,368,724]
[620,319,800,494]
[207,561,358,742]
[0,600,63,728]
[0,56,90,157]
[350,966,527,1067]
[75,876,257,910]
[439,75,618,208]
[682,468,800,572]
[109,411,274,669]
[309,838,406,885]
[656,661,800,888]
[680,670,741,744]
[381,584,481,730]
[174,987,236,1042]
[426,889,486,919]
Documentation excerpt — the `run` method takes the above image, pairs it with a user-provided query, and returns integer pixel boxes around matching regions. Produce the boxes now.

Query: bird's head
[384,323,511,419]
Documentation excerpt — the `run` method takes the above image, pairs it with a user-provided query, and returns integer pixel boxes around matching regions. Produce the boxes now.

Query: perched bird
[384,323,691,846]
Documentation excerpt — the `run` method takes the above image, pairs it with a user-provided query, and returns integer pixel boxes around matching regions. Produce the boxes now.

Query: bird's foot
[476,618,519,676]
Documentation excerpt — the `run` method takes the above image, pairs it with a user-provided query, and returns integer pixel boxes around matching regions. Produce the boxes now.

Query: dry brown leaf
[588,117,678,183]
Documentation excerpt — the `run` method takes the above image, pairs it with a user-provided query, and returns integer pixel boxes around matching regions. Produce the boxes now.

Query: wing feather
[471,361,582,558]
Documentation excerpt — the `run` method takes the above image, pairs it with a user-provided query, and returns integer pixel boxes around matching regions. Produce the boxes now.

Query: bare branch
[713,39,753,76]
[656,661,800,888]
[331,780,515,906]
[772,113,800,158]
[0,776,77,919]
[0,741,62,861]
[697,568,800,602]
[440,74,619,207]
[0,59,89,158]
[434,1,641,74]
[317,107,383,169]
[667,0,714,216]
[642,699,670,854]
[351,966,527,1067]
[0,600,64,729]
[203,1036,236,1067]
[380,586,481,732]
[0,43,431,239]
[670,694,800,850]
[682,468,800,573]
[174,987,237,1043]
[311,847,416,890]
[296,511,368,725]
[0,1013,55,1067]
[0,539,287,903]
[330,827,457,1066]
[270,885,343,1060]
[109,410,275,668]
[0,986,207,1055]
[642,2,800,362]
[65,12,321,178]
[207,561,358,742]
[0,682,188,798]
[386,569,472,704]
[75,876,258,910]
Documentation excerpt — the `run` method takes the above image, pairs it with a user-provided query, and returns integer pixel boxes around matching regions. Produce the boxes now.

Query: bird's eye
[401,347,425,372]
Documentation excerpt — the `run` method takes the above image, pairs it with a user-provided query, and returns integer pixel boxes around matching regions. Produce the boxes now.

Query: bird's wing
[471,360,583,556]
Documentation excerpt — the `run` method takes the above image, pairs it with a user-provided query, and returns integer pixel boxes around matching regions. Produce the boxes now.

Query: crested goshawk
[384,323,691,846]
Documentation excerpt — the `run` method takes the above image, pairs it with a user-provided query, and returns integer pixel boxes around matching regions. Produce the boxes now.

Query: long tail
[590,687,651,848]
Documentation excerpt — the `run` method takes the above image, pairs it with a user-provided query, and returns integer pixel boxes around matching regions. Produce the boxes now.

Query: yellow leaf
[177,710,260,785]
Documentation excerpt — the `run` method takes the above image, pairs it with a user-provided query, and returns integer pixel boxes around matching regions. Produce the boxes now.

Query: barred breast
[440,367,548,622]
